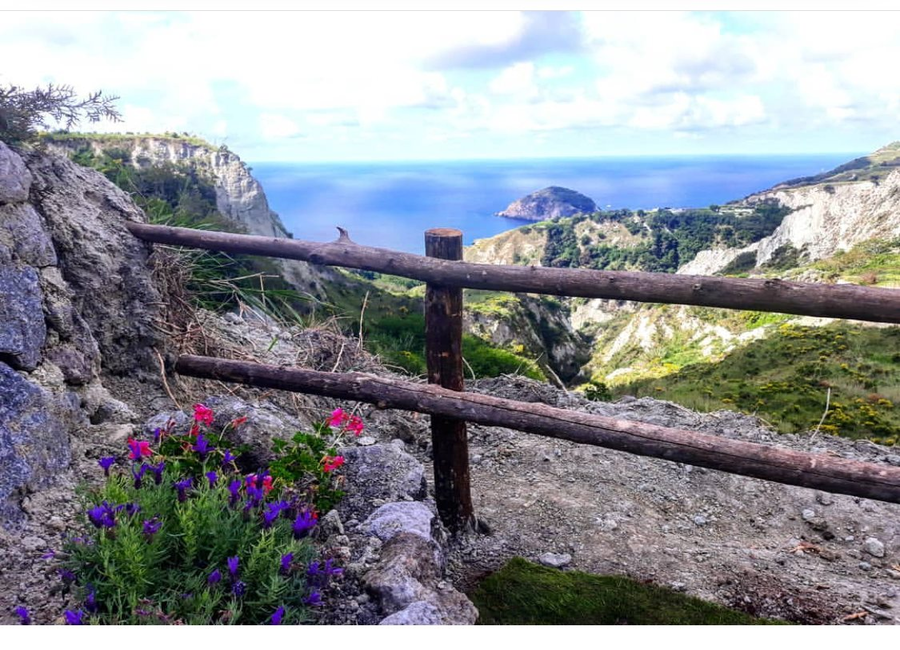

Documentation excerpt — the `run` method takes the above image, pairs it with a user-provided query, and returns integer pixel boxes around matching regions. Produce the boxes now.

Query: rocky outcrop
[497,186,596,221]
[0,138,161,526]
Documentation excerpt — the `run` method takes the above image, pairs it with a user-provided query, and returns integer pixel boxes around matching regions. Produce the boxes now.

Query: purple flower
[307,559,344,587]
[208,569,222,585]
[87,502,116,529]
[262,501,288,529]
[152,427,162,444]
[292,510,316,539]
[279,552,294,576]
[271,606,285,625]
[40,549,55,560]
[85,587,98,614]
[14,606,31,625]
[149,461,166,485]
[227,479,242,507]
[174,477,193,502]
[131,463,149,489]
[116,502,141,518]
[59,569,76,584]
[303,590,322,607]
[243,485,263,512]
[142,517,162,540]
[64,609,85,625]
[222,449,237,467]
[231,580,246,598]
[205,471,218,488]
[192,433,214,460]
[98,457,115,477]
[227,556,239,577]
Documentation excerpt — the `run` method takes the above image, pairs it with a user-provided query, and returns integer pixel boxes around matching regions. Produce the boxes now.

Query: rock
[860,562,873,571]
[319,509,345,537]
[21,536,46,552]
[0,362,77,525]
[0,203,56,267]
[357,436,377,446]
[46,344,94,385]
[864,537,886,558]
[693,515,708,526]
[201,395,302,467]
[816,492,834,506]
[379,601,444,625]
[24,148,162,374]
[0,266,46,371]
[538,552,572,569]
[801,508,817,522]
[886,455,900,467]
[496,186,597,221]
[364,502,436,545]
[0,141,31,204]
[340,445,428,521]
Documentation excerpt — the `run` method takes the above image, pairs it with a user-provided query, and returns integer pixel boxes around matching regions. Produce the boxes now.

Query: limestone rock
[379,601,444,625]
[364,502,436,545]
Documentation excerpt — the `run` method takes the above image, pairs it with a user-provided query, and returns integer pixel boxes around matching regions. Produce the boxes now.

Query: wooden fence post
[424,228,474,533]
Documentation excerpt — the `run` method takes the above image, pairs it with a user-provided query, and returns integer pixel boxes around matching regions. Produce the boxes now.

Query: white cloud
[259,113,302,140]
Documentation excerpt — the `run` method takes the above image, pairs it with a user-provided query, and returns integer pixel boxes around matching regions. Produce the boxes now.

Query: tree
[0,83,121,143]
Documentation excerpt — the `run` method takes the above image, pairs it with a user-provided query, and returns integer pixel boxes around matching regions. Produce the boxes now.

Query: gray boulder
[340,444,428,520]
[0,141,31,204]
[0,267,46,371]
[0,362,79,525]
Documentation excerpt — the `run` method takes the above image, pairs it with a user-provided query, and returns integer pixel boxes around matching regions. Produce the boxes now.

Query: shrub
[0,83,121,143]
[27,403,354,625]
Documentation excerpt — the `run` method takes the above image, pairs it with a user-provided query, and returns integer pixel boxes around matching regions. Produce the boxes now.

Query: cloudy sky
[1,9,898,161]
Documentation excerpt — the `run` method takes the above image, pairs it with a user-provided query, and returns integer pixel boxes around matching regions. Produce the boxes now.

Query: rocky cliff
[43,134,343,298]
[496,186,596,221]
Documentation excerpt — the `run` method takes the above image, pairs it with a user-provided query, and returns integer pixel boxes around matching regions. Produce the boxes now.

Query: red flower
[127,438,153,461]
[193,404,214,427]
[322,456,345,473]
[231,416,248,428]
[347,415,364,436]
[327,408,349,429]
[246,474,274,495]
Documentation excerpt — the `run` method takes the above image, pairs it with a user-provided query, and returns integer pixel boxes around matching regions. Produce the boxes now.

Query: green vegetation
[66,145,312,321]
[44,130,213,148]
[535,202,790,272]
[617,323,900,441]
[0,83,121,143]
[777,142,900,189]
[471,558,782,625]
[363,312,545,381]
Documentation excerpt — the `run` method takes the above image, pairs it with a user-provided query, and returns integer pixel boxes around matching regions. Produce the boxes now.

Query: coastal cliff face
[679,169,900,276]
[44,135,345,298]
[46,136,289,238]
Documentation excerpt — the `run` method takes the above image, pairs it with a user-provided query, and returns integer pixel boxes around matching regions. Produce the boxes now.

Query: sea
[251,155,857,255]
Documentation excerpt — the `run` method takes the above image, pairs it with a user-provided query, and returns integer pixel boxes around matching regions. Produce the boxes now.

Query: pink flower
[193,404,214,427]
[327,408,348,429]
[347,415,364,436]
[323,456,345,473]
[246,474,274,495]
[127,438,152,461]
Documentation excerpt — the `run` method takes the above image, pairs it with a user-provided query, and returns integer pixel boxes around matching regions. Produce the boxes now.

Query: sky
[1,7,898,161]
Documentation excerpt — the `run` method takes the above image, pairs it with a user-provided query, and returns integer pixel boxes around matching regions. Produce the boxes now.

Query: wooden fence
[127,222,900,532]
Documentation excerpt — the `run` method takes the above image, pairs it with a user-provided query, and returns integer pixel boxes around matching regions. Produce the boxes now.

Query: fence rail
[125,222,900,324]
[175,354,900,506]
[127,220,900,531]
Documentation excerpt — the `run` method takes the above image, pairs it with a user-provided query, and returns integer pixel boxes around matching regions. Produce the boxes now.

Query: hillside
[464,144,900,439]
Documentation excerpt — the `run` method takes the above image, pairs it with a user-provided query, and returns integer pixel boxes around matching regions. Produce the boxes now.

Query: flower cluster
[27,404,356,625]
[327,408,364,436]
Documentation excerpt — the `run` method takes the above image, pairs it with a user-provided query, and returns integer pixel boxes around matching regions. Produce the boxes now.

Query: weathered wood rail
[127,221,900,531]
[175,354,900,505]
[125,222,900,324]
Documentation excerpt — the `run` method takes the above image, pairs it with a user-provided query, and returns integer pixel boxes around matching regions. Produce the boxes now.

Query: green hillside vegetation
[471,558,783,625]
[528,202,789,272]
[775,141,900,189]
[615,323,900,441]
[43,130,214,148]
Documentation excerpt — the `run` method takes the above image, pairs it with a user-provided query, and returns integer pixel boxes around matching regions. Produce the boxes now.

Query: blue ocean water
[251,155,857,254]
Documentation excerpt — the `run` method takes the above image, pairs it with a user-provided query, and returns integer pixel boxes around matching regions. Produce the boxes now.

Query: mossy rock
[470,558,786,625]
